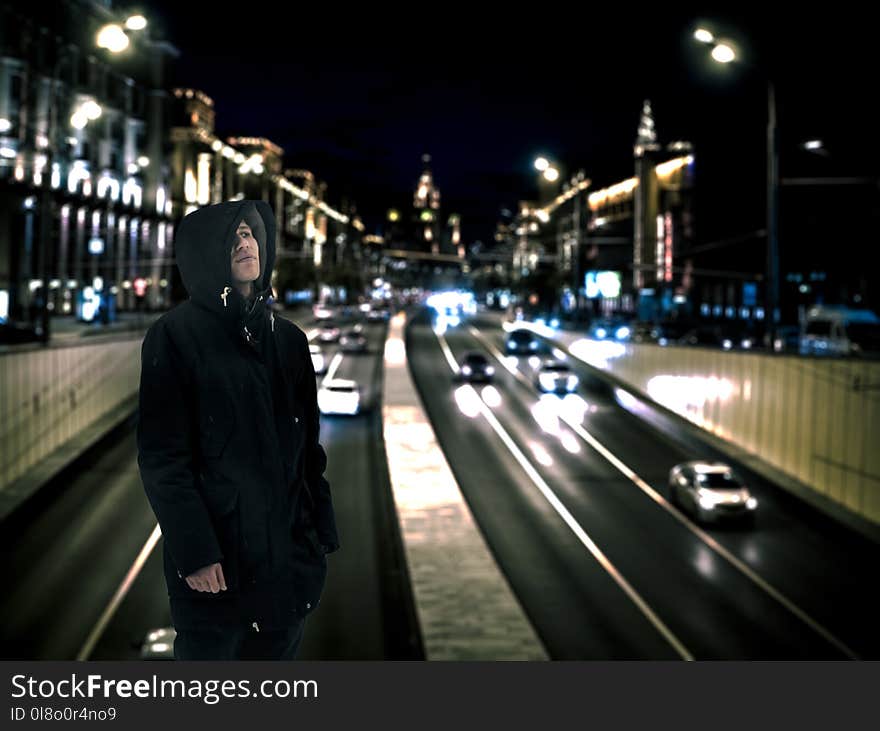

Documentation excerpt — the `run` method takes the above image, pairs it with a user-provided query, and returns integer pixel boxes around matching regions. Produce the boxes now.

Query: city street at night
[1,0,878,678]
[406,311,879,659]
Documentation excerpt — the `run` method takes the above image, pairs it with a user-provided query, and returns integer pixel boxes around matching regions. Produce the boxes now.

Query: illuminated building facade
[0,0,177,321]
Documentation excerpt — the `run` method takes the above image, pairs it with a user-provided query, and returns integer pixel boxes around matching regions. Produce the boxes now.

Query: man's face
[230,221,260,288]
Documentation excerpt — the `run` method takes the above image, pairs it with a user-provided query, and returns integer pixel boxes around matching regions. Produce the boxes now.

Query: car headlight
[461,366,472,375]
[615,326,630,340]
[697,489,718,510]
[485,366,495,376]
[529,340,538,349]
[746,497,758,510]
[550,318,560,328]
[539,374,556,389]
[595,328,607,339]
[567,375,579,388]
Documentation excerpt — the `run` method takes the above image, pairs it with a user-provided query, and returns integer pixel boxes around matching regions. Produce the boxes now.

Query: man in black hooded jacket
[137,200,338,660]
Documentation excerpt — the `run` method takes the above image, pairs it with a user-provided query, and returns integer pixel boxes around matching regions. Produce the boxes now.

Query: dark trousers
[174,620,305,661]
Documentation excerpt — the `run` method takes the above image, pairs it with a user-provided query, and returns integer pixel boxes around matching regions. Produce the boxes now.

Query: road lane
[467,314,880,658]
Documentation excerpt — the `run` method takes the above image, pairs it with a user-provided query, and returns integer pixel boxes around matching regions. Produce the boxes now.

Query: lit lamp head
[125,15,147,31]
[711,42,736,64]
[96,24,130,53]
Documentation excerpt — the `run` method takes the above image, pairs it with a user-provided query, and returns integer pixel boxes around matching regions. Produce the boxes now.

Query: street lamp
[97,16,147,54]
[694,24,780,351]
[534,155,559,183]
[530,156,585,319]
[125,15,148,31]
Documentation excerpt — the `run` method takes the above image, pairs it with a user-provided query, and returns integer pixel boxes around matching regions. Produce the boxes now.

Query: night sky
[146,3,879,253]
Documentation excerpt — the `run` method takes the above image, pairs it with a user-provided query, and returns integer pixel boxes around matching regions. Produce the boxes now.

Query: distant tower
[633,100,662,291]
[412,153,441,253]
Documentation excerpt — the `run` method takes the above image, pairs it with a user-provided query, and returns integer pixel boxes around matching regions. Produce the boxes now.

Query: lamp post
[35,45,77,343]
[694,26,780,350]
[34,14,147,342]
[533,156,585,319]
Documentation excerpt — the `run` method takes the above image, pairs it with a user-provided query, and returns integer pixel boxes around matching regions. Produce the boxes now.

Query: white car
[535,361,579,393]
[317,379,361,415]
[668,461,758,524]
[310,344,326,375]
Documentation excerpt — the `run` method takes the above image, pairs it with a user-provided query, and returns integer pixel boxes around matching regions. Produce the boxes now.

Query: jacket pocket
[167,492,241,597]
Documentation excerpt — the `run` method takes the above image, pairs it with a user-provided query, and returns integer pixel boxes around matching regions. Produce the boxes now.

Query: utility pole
[766,80,780,351]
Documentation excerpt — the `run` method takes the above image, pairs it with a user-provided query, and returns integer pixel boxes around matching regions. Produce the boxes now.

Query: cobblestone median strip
[382,313,547,660]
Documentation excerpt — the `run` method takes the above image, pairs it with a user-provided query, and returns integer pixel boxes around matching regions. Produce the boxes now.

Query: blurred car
[668,461,758,524]
[458,351,495,382]
[505,329,541,355]
[535,360,579,393]
[366,305,391,322]
[630,321,664,344]
[310,343,327,375]
[140,627,175,660]
[317,320,341,343]
[313,303,336,321]
[800,305,880,357]
[317,379,361,415]
[340,327,368,353]
[588,317,631,341]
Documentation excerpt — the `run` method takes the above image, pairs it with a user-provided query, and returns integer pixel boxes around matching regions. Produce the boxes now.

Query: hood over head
[175,200,275,307]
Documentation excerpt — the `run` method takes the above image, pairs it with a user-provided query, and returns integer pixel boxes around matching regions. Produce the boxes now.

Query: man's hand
[185,562,227,593]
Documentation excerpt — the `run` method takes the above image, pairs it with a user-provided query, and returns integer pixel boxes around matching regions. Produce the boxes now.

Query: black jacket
[137,200,338,631]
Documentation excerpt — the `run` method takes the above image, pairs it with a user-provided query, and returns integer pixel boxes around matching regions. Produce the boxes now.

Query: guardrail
[0,335,143,495]
[509,320,880,528]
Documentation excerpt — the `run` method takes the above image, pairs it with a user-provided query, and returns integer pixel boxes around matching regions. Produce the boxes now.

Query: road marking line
[470,322,861,660]
[76,523,162,661]
[437,331,461,374]
[439,330,693,660]
[322,352,344,384]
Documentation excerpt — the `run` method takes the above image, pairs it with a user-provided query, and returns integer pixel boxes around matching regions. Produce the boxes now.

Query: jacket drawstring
[270,311,275,332]
[220,286,231,308]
